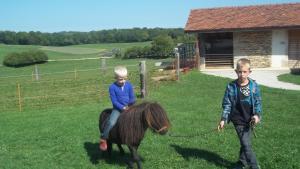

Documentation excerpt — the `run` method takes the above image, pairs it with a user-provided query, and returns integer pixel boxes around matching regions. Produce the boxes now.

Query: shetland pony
[99,101,170,169]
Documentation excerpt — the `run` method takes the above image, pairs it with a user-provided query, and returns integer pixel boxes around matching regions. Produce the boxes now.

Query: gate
[177,43,197,68]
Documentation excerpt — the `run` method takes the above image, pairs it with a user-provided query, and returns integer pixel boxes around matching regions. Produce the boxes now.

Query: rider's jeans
[101,109,121,139]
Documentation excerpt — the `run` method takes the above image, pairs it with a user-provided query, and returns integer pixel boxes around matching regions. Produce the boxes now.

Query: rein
[168,128,219,138]
[146,116,168,133]
[156,126,168,133]
[168,121,258,138]
[249,119,257,138]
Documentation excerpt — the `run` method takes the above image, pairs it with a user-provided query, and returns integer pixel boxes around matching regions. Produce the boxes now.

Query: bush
[3,50,48,67]
[112,48,122,58]
[123,36,175,59]
[290,68,300,75]
[123,46,144,59]
[150,35,174,59]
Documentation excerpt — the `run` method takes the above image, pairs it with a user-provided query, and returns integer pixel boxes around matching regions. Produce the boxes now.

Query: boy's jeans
[234,125,259,169]
[101,109,121,139]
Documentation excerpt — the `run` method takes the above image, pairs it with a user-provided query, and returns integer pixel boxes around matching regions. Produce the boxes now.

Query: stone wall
[233,31,272,68]
[289,60,300,68]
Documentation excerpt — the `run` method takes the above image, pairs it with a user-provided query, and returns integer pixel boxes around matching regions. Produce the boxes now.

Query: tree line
[0,28,195,46]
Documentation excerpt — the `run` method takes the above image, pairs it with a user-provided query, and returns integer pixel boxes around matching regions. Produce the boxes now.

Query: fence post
[34,64,39,81]
[17,83,22,112]
[32,71,34,81]
[74,69,77,80]
[174,48,180,81]
[139,61,147,98]
[101,58,106,75]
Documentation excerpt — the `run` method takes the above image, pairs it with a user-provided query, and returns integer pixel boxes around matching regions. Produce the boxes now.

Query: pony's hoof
[126,161,134,169]
[120,151,125,156]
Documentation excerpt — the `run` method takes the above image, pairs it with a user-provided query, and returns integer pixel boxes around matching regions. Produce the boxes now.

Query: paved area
[202,68,300,91]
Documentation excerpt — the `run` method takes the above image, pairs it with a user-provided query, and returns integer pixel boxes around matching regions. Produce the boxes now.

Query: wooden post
[96,81,101,103]
[195,38,200,70]
[32,71,34,81]
[34,64,39,80]
[17,83,22,112]
[139,61,147,98]
[101,58,106,75]
[74,69,77,80]
[175,48,180,81]
[197,33,205,70]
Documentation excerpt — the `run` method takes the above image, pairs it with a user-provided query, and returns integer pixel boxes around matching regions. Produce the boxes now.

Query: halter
[145,111,168,133]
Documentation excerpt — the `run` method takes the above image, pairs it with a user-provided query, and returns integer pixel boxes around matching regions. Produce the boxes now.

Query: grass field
[0,42,151,62]
[278,73,300,85]
[0,44,299,169]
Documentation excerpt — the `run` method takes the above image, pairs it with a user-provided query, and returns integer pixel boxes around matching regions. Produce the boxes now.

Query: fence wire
[0,60,176,112]
[2,68,136,110]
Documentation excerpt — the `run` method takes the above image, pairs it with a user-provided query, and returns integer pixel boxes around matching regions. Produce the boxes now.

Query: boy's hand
[252,115,260,124]
[217,120,225,131]
[122,106,129,112]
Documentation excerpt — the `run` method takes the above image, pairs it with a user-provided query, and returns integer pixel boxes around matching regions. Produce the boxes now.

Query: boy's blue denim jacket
[221,78,262,123]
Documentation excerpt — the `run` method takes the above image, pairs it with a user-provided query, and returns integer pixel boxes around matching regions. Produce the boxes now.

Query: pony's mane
[118,101,170,145]
[118,102,150,145]
[144,102,170,132]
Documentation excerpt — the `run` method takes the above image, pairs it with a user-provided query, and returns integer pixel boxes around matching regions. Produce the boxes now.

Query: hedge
[3,50,48,67]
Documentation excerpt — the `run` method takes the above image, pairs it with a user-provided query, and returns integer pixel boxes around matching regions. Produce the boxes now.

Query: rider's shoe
[99,139,107,151]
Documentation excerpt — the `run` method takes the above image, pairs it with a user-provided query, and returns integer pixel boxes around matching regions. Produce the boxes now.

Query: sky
[1,0,300,33]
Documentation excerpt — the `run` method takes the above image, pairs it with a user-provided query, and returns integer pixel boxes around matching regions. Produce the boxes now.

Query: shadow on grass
[170,144,235,168]
[84,142,144,168]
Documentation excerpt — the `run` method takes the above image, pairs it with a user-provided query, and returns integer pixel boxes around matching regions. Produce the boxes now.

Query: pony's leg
[127,161,134,169]
[117,144,125,156]
[107,141,113,156]
[128,145,142,169]
[126,146,135,169]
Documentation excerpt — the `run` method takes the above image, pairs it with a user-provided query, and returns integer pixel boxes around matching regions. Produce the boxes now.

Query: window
[203,33,233,54]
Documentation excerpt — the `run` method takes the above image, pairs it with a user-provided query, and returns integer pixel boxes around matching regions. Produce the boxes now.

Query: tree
[151,35,174,58]
[0,28,186,46]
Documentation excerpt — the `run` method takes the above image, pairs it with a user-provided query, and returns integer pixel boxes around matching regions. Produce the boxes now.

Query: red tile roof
[185,3,300,32]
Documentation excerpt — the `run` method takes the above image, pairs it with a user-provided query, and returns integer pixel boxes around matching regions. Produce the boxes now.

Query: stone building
[185,3,300,69]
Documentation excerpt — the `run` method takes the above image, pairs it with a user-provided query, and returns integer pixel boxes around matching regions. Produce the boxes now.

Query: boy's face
[115,76,127,86]
[235,64,251,83]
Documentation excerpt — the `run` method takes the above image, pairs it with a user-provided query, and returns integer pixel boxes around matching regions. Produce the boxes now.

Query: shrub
[123,46,144,59]
[290,68,300,75]
[122,35,175,59]
[150,35,174,59]
[112,48,122,58]
[3,50,48,67]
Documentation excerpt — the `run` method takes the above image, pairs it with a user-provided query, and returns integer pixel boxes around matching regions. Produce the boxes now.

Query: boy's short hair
[236,58,251,70]
[114,66,128,78]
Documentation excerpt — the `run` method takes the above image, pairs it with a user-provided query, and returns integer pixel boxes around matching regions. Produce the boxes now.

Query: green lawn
[0,42,151,62]
[0,44,299,169]
[40,46,105,55]
[74,41,151,50]
[278,73,300,85]
[0,70,299,169]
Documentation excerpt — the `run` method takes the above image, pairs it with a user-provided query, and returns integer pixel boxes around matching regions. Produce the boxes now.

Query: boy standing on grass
[99,66,136,151]
[217,58,262,169]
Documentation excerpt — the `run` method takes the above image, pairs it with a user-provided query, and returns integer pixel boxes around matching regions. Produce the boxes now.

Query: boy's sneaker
[232,166,246,169]
[250,165,261,169]
[232,166,247,169]
[232,161,247,169]
[99,139,107,151]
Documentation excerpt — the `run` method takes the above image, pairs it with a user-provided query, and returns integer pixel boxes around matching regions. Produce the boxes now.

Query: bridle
[145,111,168,133]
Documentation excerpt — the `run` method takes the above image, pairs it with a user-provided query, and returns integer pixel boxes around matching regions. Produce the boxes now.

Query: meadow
[0,43,299,169]
[278,73,300,85]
